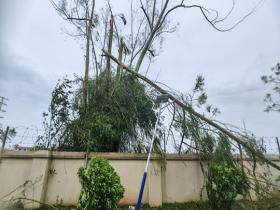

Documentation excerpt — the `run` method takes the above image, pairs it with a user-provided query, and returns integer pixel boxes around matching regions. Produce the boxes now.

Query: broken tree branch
[102,49,280,171]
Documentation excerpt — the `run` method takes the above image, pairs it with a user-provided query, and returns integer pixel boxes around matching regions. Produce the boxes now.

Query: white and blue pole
[136,104,162,210]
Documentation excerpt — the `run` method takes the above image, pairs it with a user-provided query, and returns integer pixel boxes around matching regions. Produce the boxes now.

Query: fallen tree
[102,48,280,172]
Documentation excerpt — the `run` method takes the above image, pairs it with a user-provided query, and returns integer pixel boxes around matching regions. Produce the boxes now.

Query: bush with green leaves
[206,163,249,210]
[206,139,249,210]
[77,156,124,210]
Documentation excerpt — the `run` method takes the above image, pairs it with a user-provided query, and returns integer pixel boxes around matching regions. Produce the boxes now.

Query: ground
[3,199,280,210]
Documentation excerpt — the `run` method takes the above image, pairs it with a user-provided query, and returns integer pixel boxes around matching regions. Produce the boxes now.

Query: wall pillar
[24,150,51,209]
[148,161,162,207]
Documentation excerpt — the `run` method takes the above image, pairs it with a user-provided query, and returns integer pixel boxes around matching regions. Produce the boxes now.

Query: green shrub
[77,156,124,210]
[206,163,249,210]
[204,137,249,210]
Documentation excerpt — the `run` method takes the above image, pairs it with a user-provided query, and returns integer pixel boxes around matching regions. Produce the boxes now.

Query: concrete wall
[0,151,279,209]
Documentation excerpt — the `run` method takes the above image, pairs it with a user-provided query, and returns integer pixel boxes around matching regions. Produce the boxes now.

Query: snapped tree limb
[102,49,280,171]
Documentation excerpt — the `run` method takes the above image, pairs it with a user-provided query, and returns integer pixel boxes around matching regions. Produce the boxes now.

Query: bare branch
[67,17,91,21]
[134,0,170,72]
[140,0,153,30]
[159,1,260,33]
[213,0,236,24]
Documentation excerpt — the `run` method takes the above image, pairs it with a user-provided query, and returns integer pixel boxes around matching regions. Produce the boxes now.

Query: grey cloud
[0,47,53,128]
[210,82,265,105]
[0,51,52,104]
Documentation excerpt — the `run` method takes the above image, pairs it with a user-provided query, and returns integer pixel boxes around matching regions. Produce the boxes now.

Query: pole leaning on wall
[136,108,161,210]
[136,94,168,210]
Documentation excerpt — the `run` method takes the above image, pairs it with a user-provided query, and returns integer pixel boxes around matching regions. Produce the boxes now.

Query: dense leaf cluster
[37,73,156,152]
[206,139,249,210]
[77,156,124,210]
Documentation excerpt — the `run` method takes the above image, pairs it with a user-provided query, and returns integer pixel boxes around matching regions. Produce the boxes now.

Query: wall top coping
[1,150,280,161]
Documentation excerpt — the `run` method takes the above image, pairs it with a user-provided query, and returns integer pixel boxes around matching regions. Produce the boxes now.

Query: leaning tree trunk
[102,49,280,171]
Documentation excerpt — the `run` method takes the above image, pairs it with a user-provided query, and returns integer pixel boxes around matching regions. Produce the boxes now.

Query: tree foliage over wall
[37,73,156,152]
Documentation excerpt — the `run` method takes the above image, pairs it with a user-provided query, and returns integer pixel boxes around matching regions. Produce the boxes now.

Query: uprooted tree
[36,0,280,208]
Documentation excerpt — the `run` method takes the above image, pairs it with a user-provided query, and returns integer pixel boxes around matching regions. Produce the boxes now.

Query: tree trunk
[117,37,124,80]
[83,1,95,110]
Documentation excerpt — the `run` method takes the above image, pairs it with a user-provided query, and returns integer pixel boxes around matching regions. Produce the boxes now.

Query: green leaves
[206,139,249,210]
[38,73,156,152]
[77,156,124,210]
[193,75,205,92]
[197,92,207,106]
[72,73,156,152]
[261,63,280,112]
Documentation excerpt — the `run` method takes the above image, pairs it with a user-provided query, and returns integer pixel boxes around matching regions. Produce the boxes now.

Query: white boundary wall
[0,151,279,209]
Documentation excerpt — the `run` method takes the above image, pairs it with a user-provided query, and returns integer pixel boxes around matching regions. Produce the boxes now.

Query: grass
[138,202,209,210]
[136,198,280,210]
[2,198,280,210]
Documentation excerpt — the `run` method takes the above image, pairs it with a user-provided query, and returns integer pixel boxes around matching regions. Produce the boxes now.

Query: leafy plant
[206,163,249,210]
[77,156,124,210]
[206,139,249,210]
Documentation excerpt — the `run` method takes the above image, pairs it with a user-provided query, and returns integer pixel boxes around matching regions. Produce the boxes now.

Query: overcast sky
[0,0,279,143]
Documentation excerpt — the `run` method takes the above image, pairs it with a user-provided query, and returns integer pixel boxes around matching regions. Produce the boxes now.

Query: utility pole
[276,137,280,157]
[0,126,9,163]
[0,96,8,119]
[0,96,9,162]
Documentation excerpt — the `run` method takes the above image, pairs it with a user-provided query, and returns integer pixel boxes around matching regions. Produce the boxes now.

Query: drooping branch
[139,0,153,31]
[132,0,259,74]
[159,1,257,33]
[102,49,280,171]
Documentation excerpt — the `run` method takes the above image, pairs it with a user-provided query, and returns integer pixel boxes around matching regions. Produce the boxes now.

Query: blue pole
[135,171,147,210]
[135,105,162,210]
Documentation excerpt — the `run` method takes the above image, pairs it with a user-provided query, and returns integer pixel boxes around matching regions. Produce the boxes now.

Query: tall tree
[51,0,97,110]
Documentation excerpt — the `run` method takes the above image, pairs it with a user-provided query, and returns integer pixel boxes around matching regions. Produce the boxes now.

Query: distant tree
[0,126,16,148]
[261,63,280,112]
